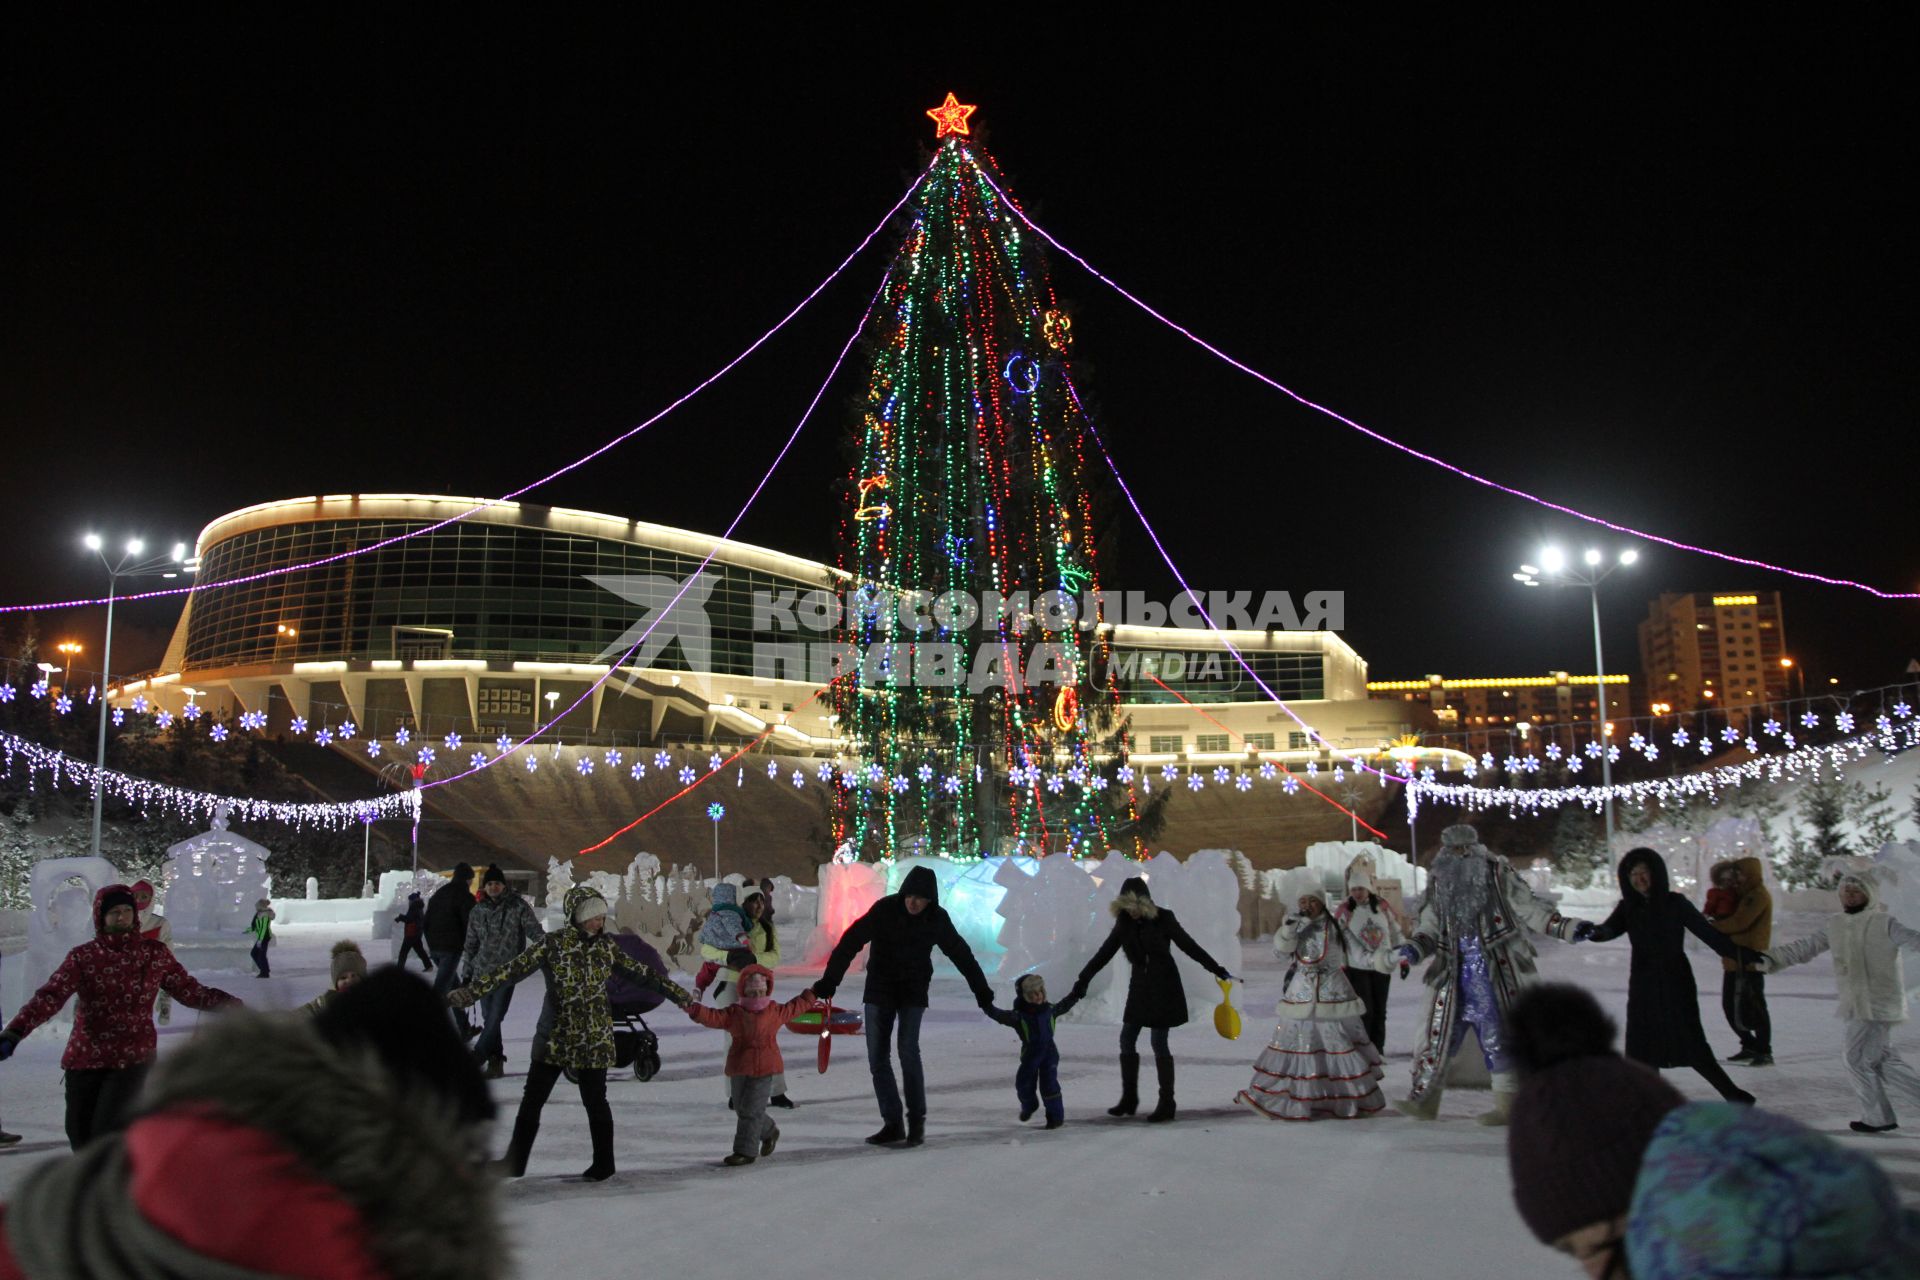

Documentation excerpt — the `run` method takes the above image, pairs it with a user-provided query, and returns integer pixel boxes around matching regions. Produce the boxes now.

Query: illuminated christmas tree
[833,96,1138,859]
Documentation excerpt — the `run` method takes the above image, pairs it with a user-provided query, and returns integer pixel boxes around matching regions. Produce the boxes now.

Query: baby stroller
[605,933,669,1082]
[562,932,669,1084]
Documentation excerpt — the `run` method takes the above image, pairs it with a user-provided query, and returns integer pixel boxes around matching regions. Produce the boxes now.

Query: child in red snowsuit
[685,964,818,1166]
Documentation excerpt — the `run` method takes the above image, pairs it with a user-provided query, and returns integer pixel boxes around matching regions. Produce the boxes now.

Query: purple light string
[971,160,1918,601]
[421,278,886,791]
[1060,373,1398,785]
[0,162,935,618]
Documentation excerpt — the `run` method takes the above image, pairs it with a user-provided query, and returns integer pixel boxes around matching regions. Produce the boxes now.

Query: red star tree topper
[925,92,977,138]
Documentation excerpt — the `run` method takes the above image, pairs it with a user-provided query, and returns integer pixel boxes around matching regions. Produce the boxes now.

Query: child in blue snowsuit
[984,974,1080,1129]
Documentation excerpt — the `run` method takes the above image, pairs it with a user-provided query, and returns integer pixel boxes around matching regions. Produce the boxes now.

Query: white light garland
[0,730,414,829]
[1407,719,1919,817]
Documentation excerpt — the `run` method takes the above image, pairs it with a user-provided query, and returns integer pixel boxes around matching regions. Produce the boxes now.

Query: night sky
[5,13,1916,695]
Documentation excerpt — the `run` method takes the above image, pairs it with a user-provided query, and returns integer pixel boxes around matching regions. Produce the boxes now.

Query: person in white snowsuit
[1236,874,1384,1120]
[1388,823,1581,1124]
[1762,862,1920,1133]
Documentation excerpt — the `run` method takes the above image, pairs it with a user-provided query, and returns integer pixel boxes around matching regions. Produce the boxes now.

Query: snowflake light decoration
[55,695,73,715]
[892,775,911,795]
[1762,719,1782,736]
[1212,767,1230,785]
[631,761,647,780]
[29,680,47,700]
[576,757,594,776]
[605,750,623,769]
[112,708,125,726]
[1160,764,1179,783]
[654,751,673,770]
[131,694,148,714]
[1186,773,1204,791]
[470,753,487,770]
[1800,711,1821,729]
[337,720,355,739]
[1117,765,1135,784]
[708,753,724,772]
[1234,773,1253,792]
[366,740,382,757]
[1045,774,1065,794]
[794,769,808,788]
[418,747,436,766]
[1672,728,1689,747]
[1835,712,1856,733]
[209,723,228,742]
[495,735,514,755]
[0,686,14,705]
[524,755,539,772]
[678,766,697,785]
[394,727,411,746]
[312,726,330,745]
[1546,743,1563,761]
[1258,761,1277,780]
[1282,776,1300,795]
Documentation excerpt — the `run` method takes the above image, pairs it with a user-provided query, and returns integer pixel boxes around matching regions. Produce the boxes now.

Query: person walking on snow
[813,864,997,1148]
[1761,861,1920,1134]
[1387,823,1581,1125]
[684,964,819,1165]
[1237,874,1385,1121]
[1573,848,1757,1105]
[1707,855,1774,1067]
[394,892,431,971]
[0,884,241,1150]
[460,864,545,1079]
[1334,854,1404,1052]
[425,862,475,1006]
[451,885,689,1181]
[981,973,1081,1129]
[247,898,275,978]
[1071,875,1235,1124]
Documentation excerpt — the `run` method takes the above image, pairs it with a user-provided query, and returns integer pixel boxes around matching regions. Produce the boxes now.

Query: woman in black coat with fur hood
[1071,876,1232,1123]
[1575,847,1756,1104]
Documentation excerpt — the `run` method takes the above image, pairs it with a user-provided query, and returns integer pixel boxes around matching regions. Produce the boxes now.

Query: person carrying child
[982,973,1081,1129]
[693,882,753,998]
[684,963,819,1166]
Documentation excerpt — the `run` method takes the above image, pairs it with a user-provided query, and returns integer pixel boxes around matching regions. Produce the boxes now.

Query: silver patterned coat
[1393,827,1578,1100]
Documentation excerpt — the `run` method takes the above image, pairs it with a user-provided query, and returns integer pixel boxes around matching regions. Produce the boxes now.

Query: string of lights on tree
[1407,706,1917,817]
[834,98,1139,859]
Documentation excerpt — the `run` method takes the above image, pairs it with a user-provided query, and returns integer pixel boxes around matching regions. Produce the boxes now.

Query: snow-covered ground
[1,916,1916,1278]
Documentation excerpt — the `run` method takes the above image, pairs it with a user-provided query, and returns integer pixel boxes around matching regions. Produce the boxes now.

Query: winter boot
[1392,1085,1443,1121]
[483,1056,505,1080]
[1108,1052,1141,1117]
[865,1122,906,1146]
[580,1098,616,1182]
[760,1125,780,1158]
[769,1093,795,1109]
[904,1115,925,1147]
[497,1113,540,1178]
[1146,1055,1177,1123]
[1476,1073,1517,1127]
[722,1153,756,1166]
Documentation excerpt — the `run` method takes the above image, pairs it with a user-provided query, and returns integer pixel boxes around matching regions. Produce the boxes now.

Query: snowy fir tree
[833,98,1137,859]
[1548,803,1610,888]
[1780,773,1899,887]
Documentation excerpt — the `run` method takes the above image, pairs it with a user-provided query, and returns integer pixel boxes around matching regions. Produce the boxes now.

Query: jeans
[431,950,464,1031]
[730,1074,776,1156]
[249,938,271,977]
[64,1064,149,1151]
[1721,970,1771,1055]
[1346,967,1390,1051]
[863,1003,925,1125]
[475,984,516,1062]
[1015,1049,1064,1123]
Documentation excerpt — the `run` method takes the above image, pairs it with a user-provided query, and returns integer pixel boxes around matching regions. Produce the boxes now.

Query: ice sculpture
[163,806,272,935]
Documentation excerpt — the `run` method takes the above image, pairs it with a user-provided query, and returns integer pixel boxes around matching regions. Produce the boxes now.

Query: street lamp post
[1516,545,1638,849]
[56,641,82,691]
[708,802,726,880]
[83,535,188,860]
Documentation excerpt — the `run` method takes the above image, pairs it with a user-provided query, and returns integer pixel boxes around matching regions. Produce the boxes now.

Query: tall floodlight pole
[1515,546,1639,848]
[83,535,189,859]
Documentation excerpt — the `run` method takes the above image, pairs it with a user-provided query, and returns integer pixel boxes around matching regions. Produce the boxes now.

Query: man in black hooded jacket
[424,863,476,1009]
[815,864,995,1147]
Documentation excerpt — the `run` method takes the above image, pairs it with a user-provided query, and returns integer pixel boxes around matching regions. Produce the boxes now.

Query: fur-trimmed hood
[6,1008,505,1280]
[1110,875,1158,919]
